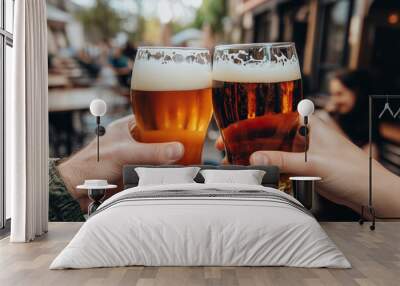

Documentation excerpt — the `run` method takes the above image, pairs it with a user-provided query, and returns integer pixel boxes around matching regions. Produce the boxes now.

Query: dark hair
[331,69,377,147]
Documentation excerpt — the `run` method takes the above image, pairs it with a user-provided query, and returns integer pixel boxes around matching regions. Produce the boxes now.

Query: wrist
[57,155,89,200]
[372,162,400,217]
[346,158,400,217]
[57,140,119,196]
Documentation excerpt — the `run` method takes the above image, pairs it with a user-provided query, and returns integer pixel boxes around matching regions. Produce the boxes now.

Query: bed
[50,165,350,269]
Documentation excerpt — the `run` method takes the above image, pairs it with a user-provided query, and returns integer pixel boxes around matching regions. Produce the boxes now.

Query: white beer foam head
[212,44,301,83]
[212,61,301,83]
[132,48,212,91]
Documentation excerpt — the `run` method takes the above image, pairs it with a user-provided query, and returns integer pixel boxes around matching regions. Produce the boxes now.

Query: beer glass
[130,47,213,165]
[212,43,303,165]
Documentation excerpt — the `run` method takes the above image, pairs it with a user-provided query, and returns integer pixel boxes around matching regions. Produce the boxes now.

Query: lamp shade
[297,99,315,117]
[90,99,107,117]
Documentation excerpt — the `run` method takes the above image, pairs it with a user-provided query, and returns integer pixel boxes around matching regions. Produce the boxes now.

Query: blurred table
[49,87,128,112]
[48,74,70,89]
[49,87,129,157]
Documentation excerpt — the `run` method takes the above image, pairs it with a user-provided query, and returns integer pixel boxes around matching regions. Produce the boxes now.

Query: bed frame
[123,165,280,189]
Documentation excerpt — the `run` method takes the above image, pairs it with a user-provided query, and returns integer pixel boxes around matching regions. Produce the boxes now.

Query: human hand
[216,115,400,217]
[324,97,338,114]
[58,115,184,210]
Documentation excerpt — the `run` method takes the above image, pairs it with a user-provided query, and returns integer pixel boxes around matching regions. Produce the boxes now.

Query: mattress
[50,183,351,269]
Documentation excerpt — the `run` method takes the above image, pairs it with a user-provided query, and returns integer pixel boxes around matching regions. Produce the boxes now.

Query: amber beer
[130,47,213,165]
[212,43,303,165]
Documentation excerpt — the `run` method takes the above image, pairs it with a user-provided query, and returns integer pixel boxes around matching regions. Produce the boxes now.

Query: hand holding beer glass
[130,47,213,165]
[212,43,303,166]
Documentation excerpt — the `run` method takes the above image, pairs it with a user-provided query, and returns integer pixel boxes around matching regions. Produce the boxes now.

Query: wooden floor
[1,222,399,286]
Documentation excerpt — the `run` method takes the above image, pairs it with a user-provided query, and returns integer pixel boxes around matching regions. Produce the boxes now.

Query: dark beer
[212,79,303,165]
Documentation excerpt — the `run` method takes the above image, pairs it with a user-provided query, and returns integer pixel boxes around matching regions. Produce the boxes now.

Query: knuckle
[278,153,287,170]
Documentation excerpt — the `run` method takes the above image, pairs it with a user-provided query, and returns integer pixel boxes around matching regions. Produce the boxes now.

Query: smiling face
[329,78,357,114]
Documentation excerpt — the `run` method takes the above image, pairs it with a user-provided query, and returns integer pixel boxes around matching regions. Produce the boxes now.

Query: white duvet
[50,183,350,269]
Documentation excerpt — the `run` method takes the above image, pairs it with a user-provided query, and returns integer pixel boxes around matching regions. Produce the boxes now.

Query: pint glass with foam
[212,43,303,165]
[130,47,213,165]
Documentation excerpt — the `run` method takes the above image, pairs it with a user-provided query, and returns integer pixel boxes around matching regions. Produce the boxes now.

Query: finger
[126,141,184,165]
[292,127,307,152]
[250,150,311,175]
[127,116,136,129]
[215,136,225,151]
[124,120,184,164]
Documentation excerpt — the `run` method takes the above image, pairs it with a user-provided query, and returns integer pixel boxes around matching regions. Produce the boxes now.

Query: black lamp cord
[304,116,308,162]
[96,116,100,162]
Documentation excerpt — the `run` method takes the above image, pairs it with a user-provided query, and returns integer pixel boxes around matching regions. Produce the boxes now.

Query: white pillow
[135,167,200,186]
[200,169,266,185]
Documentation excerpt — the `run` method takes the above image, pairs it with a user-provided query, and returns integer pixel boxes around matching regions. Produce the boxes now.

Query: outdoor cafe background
[47,0,400,174]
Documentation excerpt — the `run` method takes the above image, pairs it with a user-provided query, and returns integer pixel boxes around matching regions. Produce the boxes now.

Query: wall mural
[46,0,400,224]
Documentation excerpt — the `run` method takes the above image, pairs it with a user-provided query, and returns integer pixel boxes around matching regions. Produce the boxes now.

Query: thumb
[250,151,311,175]
[126,141,184,165]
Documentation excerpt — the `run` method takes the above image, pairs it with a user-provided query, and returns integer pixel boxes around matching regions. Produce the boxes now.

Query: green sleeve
[49,159,85,222]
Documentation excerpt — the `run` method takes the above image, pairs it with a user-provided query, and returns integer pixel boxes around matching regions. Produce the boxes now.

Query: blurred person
[75,49,101,79]
[317,70,380,156]
[96,63,118,88]
[94,42,119,88]
[109,47,132,88]
[122,41,137,61]
[49,116,184,221]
